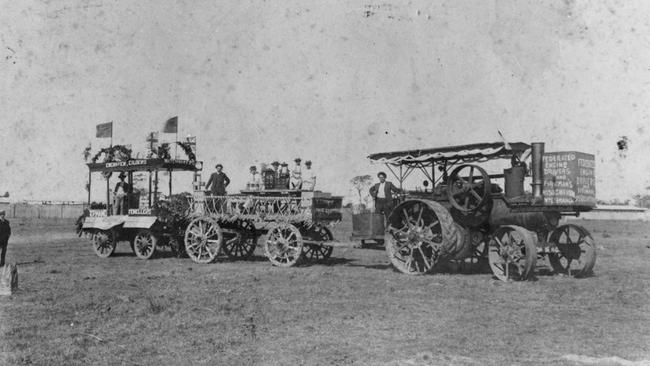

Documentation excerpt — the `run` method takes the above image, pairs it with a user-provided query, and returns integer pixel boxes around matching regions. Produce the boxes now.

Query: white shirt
[377,182,386,198]
[302,168,316,190]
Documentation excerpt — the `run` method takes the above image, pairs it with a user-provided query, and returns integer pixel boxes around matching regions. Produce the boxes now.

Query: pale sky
[1,0,649,203]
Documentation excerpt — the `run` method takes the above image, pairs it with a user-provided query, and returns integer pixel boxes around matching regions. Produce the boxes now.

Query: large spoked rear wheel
[488,225,537,281]
[385,200,454,275]
[303,225,334,262]
[222,220,258,260]
[265,223,303,267]
[184,217,223,264]
[92,230,117,258]
[548,224,596,277]
[133,229,157,260]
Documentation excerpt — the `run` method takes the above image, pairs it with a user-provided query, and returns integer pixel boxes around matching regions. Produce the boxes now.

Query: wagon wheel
[132,229,157,260]
[548,224,596,277]
[184,217,223,264]
[91,230,116,258]
[488,225,537,281]
[385,200,450,275]
[264,222,303,267]
[223,220,258,260]
[447,164,491,213]
[303,226,334,262]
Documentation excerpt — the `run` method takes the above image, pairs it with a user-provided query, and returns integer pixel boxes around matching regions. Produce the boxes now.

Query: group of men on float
[246,158,316,191]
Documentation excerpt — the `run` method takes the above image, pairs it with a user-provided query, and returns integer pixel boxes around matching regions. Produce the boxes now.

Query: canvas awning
[368,142,530,166]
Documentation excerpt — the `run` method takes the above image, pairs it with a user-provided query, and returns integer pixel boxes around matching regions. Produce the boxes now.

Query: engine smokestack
[531,142,545,203]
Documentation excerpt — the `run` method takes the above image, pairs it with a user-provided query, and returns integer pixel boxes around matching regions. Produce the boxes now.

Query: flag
[96,122,113,138]
[163,116,178,133]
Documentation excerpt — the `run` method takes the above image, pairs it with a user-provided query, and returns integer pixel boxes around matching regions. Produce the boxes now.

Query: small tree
[350,175,373,213]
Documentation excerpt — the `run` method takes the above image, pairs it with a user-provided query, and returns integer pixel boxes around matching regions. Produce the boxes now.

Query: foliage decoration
[176,141,196,161]
[91,145,133,163]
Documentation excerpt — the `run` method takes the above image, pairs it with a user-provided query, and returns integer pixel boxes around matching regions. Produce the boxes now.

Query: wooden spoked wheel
[92,230,116,258]
[132,229,157,260]
[447,164,491,213]
[385,200,449,275]
[548,224,596,277]
[264,223,303,267]
[223,220,258,260]
[184,217,223,264]
[488,225,537,281]
[303,226,334,262]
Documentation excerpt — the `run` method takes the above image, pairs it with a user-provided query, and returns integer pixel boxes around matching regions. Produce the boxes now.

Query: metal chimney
[531,142,545,203]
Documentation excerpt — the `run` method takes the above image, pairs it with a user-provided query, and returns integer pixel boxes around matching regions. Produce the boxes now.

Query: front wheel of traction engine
[385,200,459,275]
[547,224,596,277]
[488,225,537,281]
[264,223,303,267]
[184,217,223,264]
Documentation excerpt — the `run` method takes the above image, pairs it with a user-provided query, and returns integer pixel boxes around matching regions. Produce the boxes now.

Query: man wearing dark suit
[369,172,401,217]
[0,210,11,267]
[206,164,230,196]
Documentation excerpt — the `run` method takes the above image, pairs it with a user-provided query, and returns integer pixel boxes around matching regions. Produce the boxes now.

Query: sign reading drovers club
[543,151,596,206]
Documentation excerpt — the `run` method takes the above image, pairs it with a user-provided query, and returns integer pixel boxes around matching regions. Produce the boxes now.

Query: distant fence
[0,202,88,219]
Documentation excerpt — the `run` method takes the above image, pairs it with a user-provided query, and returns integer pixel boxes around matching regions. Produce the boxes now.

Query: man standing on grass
[0,210,10,267]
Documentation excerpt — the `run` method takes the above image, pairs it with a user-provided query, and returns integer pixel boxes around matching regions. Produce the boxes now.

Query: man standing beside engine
[369,172,401,218]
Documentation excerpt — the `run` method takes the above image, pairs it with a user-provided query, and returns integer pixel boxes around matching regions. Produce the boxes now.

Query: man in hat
[0,210,10,266]
[290,158,302,190]
[247,165,261,191]
[369,172,401,217]
[206,164,230,196]
[114,172,131,215]
[302,160,316,191]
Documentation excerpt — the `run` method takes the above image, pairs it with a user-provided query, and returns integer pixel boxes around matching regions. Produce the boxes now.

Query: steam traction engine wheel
[547,224,596,277]
[222,220,258,260]
[184,217,223,264]
[264,222,304,267]
[302,225,334,262]
[488,225,537,281]
[447,164,491,213]
[92,229,117,258]
[385,200,462,275]
[132,229,157,260]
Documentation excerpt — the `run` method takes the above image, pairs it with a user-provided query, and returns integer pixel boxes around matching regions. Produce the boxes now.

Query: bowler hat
[215,164,223,169]
[294,158,301,163]
[118,172,127,179]
[377,172,387,178]
[305,160,312,165]
[271,161,280,166]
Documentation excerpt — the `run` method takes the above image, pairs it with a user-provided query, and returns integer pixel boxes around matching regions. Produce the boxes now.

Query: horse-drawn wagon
[183,189,344,267]
[366,141,597,281]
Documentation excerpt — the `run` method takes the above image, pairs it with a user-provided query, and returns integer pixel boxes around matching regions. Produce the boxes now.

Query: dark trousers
[375,198,394,218]
[0,244,6,266]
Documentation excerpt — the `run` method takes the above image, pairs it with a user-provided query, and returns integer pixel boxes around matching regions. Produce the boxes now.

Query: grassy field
[0,217,648,365]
